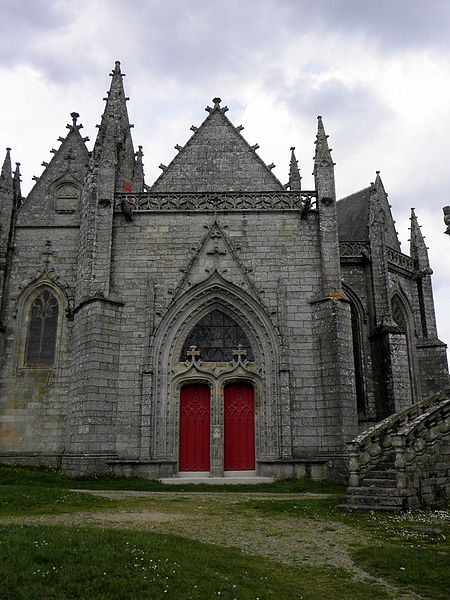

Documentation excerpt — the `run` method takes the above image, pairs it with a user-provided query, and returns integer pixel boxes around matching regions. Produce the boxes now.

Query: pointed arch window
[391,294,416,403]
[25,290,59,366]
[392,295,407,332]
[349,301,366,418]
[181,309,254,362]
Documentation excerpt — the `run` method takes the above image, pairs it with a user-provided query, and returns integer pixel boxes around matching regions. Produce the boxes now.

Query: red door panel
[224,383,255,470]
[179,384,210,471]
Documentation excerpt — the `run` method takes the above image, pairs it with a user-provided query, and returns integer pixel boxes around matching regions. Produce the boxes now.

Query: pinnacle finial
[71,112,79,126]
[316,115,328,139]
[213,97,221,106]
[314,115,333,169]
[1,147,12,179]
[13,162,22,199]
[410,208,430,265]
[288,146,301,191]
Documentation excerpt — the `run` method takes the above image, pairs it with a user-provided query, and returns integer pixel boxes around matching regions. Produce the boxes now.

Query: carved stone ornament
[443,206,450,235]
[114,191,317,213]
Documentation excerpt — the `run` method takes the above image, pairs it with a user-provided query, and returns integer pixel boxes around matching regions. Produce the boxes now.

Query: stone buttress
[310,117,358,473]
[63,62,140,473]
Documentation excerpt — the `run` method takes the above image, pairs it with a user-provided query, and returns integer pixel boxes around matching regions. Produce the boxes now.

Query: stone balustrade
[114,190,317,214]
[347,388,450,489]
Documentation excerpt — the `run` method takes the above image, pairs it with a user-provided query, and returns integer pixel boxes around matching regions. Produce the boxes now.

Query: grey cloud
[263,70,393,139]
[4,0,450,92]
[280,0,450,53]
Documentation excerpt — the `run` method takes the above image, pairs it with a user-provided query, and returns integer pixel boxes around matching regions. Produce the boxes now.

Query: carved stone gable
[173,221,261,301]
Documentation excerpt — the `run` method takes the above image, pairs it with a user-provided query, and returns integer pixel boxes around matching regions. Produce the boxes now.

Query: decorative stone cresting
[340,387,450,512]
[116,190,316,213]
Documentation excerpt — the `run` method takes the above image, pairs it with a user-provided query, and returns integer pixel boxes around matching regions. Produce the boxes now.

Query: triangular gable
[370,175,401,251]
[151,105,284,192]
[337,177,401,252]
[18,118,89,224]
[173,221,263,301]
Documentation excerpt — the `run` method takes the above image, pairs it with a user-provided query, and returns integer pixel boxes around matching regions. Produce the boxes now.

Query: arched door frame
[141,271,285,469]
[172,370,261,475]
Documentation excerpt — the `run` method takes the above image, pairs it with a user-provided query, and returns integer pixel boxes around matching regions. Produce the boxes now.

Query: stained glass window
[25,290,59,366]
[181,309,254,361]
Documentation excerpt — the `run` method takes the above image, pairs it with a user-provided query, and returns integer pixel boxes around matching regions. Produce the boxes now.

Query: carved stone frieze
[115,191,317,214]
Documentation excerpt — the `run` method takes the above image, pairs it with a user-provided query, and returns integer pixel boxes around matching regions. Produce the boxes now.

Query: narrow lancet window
[181,309,254,361]
[350,302,366,418]
[25,290,59,366]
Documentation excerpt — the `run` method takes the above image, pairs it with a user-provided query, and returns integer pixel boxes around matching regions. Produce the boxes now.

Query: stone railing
[346,388,450,488]
[385,247,415,273]
[115,190,317,214]
[339,241,370,259]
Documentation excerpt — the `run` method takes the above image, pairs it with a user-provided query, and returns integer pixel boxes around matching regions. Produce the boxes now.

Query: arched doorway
[224,382,255,471]
[179,384,211,471]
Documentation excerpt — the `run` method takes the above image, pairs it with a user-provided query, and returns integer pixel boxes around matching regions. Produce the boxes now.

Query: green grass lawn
[1,463,448,600]
[0,485,121,517]
[0,462,345,493]
[239,496,450,600]
[0,524,390,600]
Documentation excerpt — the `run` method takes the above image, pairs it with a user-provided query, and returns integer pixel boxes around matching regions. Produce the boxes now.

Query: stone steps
[159,476,275,485]
[339,454,405,511]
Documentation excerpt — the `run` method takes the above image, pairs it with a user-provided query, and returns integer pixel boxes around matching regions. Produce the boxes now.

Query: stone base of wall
[0,453,63,469]
[257,459,329,480]
[0,452,347,481]
[107,460,177,479]
[61,453,118,476]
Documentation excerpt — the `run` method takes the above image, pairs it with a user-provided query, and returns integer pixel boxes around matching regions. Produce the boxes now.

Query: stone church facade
[0,62,448,480]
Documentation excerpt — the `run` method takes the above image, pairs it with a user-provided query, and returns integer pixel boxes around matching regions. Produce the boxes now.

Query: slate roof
[336,187,372,241]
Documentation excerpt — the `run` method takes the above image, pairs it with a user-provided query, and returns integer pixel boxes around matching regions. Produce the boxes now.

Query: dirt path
[2,490,424,600]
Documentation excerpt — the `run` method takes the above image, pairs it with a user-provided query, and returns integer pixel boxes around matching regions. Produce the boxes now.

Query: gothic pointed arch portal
[142,271,290,476]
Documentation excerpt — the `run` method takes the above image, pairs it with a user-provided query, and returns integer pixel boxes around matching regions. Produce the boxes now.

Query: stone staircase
[339,388,450,512]
[340,454,407,512]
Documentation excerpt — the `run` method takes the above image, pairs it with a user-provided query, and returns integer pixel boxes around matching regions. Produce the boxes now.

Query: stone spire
[410,208,430,269]
[314,116,334,173]
[312,115,340,296]
[13,162,22,207]
[409,208,439,340]
[0,151,19,332]
[1,148,12,183]
[288,147,301,191]
[93,60,135,188]
[132,145,145,192]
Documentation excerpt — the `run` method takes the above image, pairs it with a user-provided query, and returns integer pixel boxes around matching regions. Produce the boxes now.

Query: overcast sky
[1,0,449,357]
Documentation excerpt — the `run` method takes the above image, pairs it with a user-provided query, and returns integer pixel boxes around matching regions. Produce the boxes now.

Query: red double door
[179,383,255,472]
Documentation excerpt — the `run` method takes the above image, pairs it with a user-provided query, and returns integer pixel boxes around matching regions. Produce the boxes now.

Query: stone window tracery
[25,290,59,366]
[181,309,254,362]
